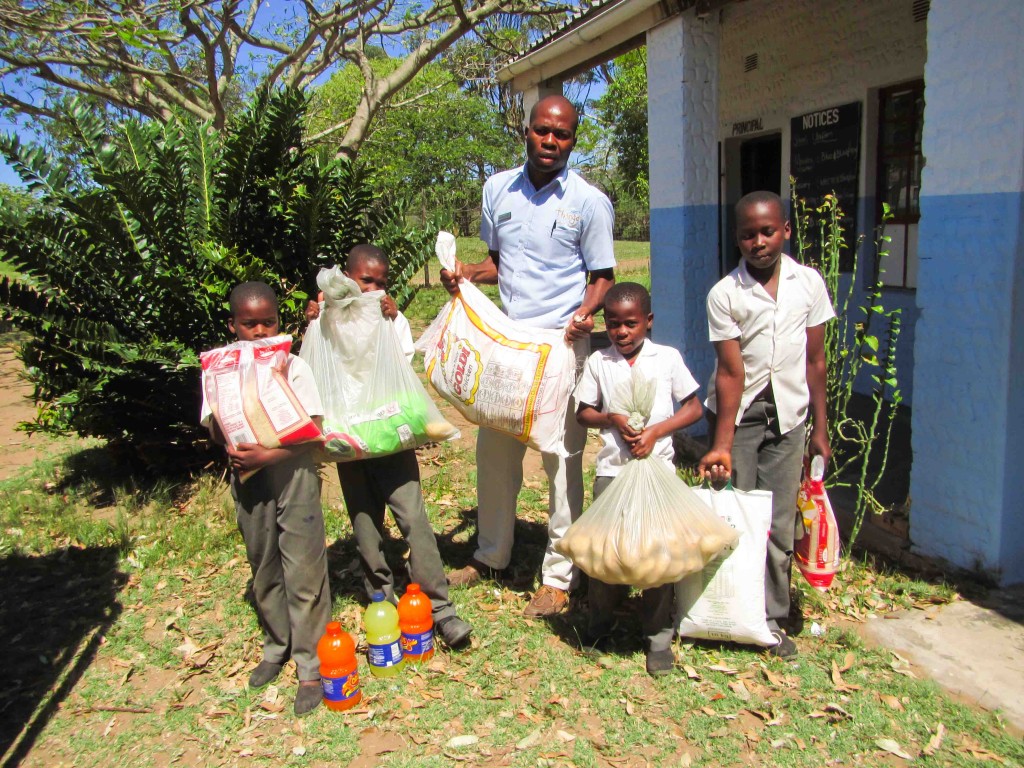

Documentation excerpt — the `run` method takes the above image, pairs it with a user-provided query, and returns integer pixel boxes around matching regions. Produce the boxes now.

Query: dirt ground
[0,344,65,482]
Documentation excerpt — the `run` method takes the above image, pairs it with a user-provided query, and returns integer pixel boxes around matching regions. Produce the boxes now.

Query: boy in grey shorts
[201,281,331,716]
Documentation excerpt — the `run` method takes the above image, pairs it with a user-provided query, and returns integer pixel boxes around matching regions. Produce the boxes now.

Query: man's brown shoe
[523,585,569,618]
[447,558,496,587]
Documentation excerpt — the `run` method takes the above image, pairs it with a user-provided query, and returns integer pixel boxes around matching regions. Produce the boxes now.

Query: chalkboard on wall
[790,101,862,271]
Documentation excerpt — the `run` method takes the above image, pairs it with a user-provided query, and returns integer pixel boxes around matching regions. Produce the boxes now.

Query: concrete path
[861,584,1024,731]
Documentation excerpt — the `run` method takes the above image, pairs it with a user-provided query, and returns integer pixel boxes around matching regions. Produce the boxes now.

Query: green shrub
[790,187,902,544]
[0,88,434,470]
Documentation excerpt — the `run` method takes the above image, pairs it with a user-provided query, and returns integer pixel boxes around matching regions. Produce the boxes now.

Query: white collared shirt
[480,165,616,329]
[575,340,699,477]
[705,254,835,434]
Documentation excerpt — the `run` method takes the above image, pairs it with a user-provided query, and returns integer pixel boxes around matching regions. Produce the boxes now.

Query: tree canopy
[0,0,573,154]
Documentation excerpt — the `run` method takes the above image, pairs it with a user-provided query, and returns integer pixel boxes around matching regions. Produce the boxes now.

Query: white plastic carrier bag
[675,484,779,647]
[301,267,457,462]
[415,232,578,455]
[200,334,322,481]
[555,368,738,589]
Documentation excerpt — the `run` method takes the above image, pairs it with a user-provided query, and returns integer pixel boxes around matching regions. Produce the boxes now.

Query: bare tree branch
[0,0,576,149]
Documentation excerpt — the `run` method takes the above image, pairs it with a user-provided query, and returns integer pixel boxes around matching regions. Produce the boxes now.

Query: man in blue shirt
[442,94,616,617]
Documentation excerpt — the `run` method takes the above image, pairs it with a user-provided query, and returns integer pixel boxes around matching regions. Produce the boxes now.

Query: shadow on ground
[0,545,127,767]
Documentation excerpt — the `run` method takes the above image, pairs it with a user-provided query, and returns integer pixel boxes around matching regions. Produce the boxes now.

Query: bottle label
[368,640,403,668]
[400,628,434,657]
[321,670,360,703]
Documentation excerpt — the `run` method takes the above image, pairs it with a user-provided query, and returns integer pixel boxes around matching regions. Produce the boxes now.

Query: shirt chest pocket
[549,221,581,256]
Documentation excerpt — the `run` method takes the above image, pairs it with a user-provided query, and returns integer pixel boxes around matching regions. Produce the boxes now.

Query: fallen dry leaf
[880,694,905,711]
[923,723,945,756]
[875,738,913,760]
[728,681,751,701]
[706,664,739,675]
[446,734,479,749]
[683,665,701,680]
[515,728,542,750]
[830,659,861,692]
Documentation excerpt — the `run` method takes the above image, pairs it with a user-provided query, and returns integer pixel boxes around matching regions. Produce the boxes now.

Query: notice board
[790,101,862,270]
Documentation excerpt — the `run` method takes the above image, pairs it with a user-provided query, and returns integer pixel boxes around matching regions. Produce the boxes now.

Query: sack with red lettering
[415,232,578,455]
[301,266,457,462]
[200,335,322,481]
[794,455,841,590]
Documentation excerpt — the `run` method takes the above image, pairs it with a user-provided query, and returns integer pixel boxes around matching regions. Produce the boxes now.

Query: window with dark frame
[876,80,925,288]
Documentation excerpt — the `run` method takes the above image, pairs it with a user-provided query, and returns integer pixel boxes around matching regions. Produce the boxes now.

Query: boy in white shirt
[575,282,702,676]
[699,191,834,659]
[201,281,331,716]
[306,245,472,649]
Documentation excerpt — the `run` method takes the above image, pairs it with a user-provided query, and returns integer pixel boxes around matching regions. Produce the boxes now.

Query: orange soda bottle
[397,583,434,664]
[317,622,361,711]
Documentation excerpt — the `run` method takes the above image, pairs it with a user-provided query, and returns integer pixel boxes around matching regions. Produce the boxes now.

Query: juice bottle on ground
[363,592,404,677]
[397,582,434,664]
[317,621,361,711]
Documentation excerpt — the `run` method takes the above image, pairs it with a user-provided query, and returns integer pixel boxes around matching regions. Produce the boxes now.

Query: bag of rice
[416,232,577,455]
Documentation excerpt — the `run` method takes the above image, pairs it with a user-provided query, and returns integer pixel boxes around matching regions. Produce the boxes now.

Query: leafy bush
[0,89,435,469]
[790,187,902,544]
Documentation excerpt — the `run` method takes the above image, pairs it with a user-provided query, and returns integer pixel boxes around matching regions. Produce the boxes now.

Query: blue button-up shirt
[480,165,616,329]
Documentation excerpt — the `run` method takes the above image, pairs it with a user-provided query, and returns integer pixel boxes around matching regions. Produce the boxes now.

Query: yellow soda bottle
[363,592,404,677]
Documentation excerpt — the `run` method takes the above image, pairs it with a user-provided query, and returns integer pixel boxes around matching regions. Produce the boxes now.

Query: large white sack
[675,486,779,647]
[416,232,577,454]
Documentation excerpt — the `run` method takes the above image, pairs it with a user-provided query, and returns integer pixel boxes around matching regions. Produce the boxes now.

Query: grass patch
[2,438,1021,767]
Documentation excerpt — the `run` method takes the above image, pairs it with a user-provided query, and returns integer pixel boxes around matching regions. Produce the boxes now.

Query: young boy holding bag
[698,191,834,659]
[307,245,473,649]
[575,282,703,675]
[201,281,331,716]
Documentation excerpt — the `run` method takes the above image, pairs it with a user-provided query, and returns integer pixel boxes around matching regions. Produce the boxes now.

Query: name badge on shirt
[497,211,511,223]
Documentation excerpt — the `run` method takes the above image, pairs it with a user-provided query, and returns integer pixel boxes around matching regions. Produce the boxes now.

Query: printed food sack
[676,486,778,647]
[555,368,738,589]
[200,335,322,481]
[301,267,457,462]
[415,232,577,455]
[794,455,841,591]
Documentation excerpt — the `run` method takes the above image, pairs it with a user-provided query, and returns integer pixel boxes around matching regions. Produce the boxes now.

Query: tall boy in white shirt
[576,282,702,675]
[699,191,834,659]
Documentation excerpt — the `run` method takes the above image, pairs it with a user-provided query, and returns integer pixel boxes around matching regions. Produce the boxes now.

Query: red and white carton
[795,455,841,590]
[201,335,322,480]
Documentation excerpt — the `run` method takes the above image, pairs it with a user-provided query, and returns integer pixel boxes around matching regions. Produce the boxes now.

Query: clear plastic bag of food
[555,369,737,588]
[301,267,457,462]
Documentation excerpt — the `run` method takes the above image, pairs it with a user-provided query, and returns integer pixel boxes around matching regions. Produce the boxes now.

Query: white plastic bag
[200,334,322,481]
[555,367,738,589]
[415,232,577,455]
[301,267,457,461]
[675,486,778,647]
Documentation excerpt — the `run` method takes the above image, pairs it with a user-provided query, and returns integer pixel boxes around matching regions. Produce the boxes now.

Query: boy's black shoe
[645,648,675,677]
[436,616,473,649]
[294,681,322,717]
[248,660,283,689]
[768,630,798,659]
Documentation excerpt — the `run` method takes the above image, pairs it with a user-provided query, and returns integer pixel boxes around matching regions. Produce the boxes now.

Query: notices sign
[790,102,862,270]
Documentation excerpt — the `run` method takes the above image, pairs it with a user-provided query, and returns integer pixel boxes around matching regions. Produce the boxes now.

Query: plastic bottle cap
[371,591,386,602]
[326,621,341,634]
[406,583,421,594]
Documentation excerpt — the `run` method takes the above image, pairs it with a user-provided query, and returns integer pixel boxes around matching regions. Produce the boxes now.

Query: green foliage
[0,89,435,467]
[581,47,649,240]
[308,58,519,237]
[791,187,903,544]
